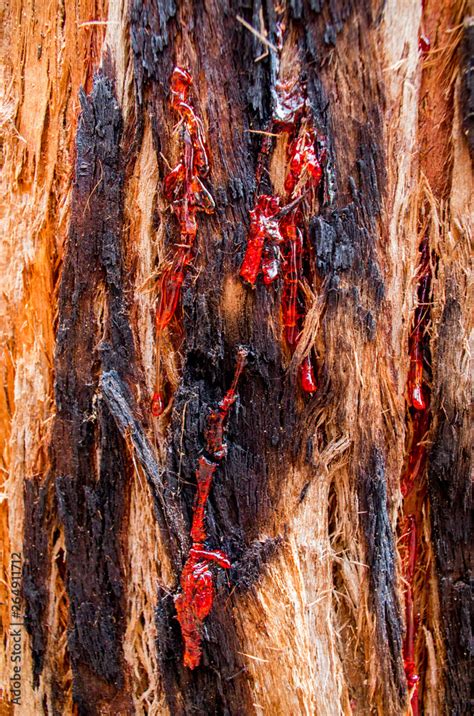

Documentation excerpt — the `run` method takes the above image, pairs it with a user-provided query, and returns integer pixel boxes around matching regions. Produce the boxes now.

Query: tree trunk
[0,1,471,715]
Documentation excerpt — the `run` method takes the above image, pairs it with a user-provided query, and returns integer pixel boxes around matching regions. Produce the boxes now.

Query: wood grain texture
[0,1,471,714]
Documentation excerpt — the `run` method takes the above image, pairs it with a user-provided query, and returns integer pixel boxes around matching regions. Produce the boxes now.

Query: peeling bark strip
[100,369,188,566]
[359,448,405,707]
[49,73,134,713]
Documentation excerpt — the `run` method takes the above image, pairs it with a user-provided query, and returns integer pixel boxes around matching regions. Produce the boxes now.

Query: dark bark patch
[310,205,358,277]
[231,536,282,590]
[155,585,251,716]
[310,202,384,309]
[50,72,135,712]
[130,0,177,103]
[234,1,276,123]
[55,417,127,687]
[22,475,55,686]
[359,447,406,708]
[460,20,474,162]
[429,296,472,714]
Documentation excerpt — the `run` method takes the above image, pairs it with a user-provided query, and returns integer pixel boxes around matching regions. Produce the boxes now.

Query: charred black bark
[429,294,472,715]
[22,475,55,686]
[460,19,474,162]
[359,447,406,710]
[48,72,135,714]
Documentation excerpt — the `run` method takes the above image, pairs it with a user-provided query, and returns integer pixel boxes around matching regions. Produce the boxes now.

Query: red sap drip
[163,162,186,202]
[240,196,282,286]
[401,441,426,498]
[154,67,214,408]
[190,457,217,543]
[239,82,325,396]
[300,355,317,393]
[408,238,430,410]
[280,214,303,347]
[284,127,324,198]
[284,129,322,197]
[418,34,430,54]
[404,516,417,590]
[403,516,420,714]
[170,66,192,96]
[170,67,209,177]
[155,249,191,331]
[156,67,214,334]
[188,176,215,213]
[399,234,432,711]
[409,341,426,410]
[176,349,247,668]
[240,233,265,286]
[204,347,248,460]
[151,391,165,417]
[175,545,231,669]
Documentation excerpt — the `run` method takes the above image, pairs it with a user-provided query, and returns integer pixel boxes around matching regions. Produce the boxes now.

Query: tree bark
[0,1,471,715]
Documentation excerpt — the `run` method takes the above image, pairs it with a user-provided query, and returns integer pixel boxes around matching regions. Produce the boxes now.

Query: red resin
[401,407,430,498]
[418,34,430,54]
[408,240,430,411]
[409,344,426,411]
[240,82,324,395]
[280,213,303,347]
[204,348,248,460]
[401,441,426,499]
[240,196,282,286]
[402,516,420,714]
[151,391,165,417]
[169,67,209,177]
[175,545,231,669]
[300,355,317,393]
[153,67,214,412]
[155,248,192,331]
[284,129,322,197]
[157,66,214,329]
[176,348,247,668]
[400,236,432,713]
[190,457,217,543]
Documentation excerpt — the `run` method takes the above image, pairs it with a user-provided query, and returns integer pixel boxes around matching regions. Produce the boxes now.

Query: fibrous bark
[0,1,471,715]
